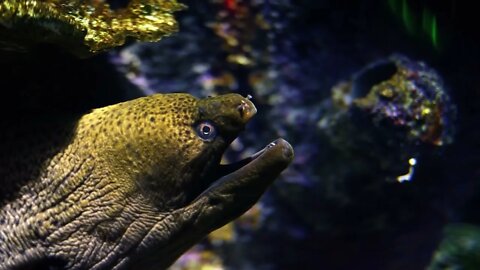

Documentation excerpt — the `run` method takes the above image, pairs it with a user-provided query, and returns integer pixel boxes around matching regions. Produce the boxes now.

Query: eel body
[0,93,293,269]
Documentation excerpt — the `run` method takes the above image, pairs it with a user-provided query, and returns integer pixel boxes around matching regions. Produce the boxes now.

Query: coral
[170,246,224,270]
[350,55,454,146]
[0,0,185,56]
[428,224,480,269]
[319,55,455,181]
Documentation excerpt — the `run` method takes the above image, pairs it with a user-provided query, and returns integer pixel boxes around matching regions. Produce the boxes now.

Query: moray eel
[0,93,293,269]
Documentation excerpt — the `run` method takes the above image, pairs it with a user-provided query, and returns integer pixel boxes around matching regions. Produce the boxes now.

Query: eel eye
[196,121,217,141]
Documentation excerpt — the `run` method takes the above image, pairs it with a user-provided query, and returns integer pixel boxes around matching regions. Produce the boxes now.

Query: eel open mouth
[212,141,277,181]
[178,137,293,250]
[186,93,293,229]
[195,138,294,203]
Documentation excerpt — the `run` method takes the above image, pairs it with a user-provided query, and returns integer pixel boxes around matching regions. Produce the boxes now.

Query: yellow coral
[0,0,185,55]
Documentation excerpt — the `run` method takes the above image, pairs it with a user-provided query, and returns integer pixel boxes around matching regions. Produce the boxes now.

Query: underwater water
[112,1,479,269]
[0,0,479,269]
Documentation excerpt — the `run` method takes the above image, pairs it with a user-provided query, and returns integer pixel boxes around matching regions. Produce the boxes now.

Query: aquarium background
[2,0,479,269]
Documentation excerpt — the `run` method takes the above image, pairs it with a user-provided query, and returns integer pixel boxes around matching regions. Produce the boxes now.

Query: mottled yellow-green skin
[76,94,205,204]
[0,93,285,270]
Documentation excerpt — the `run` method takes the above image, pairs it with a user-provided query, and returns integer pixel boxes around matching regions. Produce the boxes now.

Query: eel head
[74,93,294,269]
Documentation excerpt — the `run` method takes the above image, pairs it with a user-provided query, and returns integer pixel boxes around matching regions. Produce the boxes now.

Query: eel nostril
[238,101,249,118]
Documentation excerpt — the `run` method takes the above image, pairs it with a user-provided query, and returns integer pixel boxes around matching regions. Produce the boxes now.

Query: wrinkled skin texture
[0,93,293,269]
